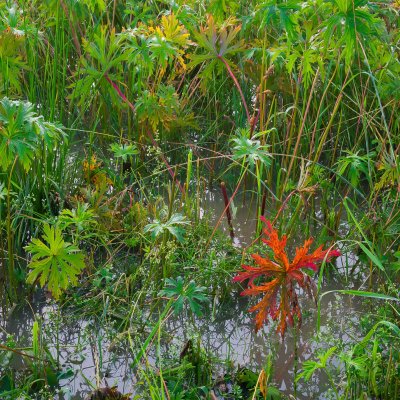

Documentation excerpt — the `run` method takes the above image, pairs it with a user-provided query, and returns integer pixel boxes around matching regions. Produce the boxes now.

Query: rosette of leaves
[25,225,86,299]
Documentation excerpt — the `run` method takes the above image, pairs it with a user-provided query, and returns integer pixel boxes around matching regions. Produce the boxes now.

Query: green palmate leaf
[324,0,383,65]
[231,131,273,169]
[0,98,38,171]
[159,276,208,316]
[0,97,66,172]
[110,143,139,162]
[336,151,371,188]
[188,15,245,80]
[58,202,97,233]
[257,0,301,42]
[71,26,127,107]
[144,213,189,243]
[25,225,86,300]
[296,346,337,382]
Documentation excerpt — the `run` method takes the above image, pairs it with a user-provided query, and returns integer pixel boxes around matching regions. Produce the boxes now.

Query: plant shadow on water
[1,190,364,400]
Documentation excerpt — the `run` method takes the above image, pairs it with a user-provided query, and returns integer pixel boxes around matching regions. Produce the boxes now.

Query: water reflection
[0,191,365,399]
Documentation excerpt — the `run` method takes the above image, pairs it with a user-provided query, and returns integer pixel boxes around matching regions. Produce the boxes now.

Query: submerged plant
[234,217,340,336]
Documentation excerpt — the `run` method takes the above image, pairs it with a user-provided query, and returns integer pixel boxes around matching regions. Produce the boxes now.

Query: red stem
[218,55,251,125]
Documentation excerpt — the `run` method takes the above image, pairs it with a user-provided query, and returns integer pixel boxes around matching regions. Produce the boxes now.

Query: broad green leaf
[25,225,86,299]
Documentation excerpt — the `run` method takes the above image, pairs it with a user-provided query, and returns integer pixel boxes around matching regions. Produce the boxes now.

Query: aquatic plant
[1,0,400,397]
[159,276,208,317]
[144,212,189,243]
[25,224,86,299]
[234,217,340,336]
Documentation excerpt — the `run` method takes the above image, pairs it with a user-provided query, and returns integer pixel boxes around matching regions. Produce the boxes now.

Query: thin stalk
[218,55,251,124]
[6,157,18,299]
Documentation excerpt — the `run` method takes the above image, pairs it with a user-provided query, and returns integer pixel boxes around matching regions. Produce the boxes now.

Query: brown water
[1,190,367,399]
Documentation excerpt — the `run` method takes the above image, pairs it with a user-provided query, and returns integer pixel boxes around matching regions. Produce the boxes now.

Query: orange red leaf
[233,217,340,337]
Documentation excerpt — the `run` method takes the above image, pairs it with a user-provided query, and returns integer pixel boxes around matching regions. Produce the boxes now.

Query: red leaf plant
[233,217,340,337]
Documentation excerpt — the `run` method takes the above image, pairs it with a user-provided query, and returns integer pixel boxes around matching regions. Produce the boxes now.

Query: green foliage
[135,85,181,131]
[0,181,7,201]
[58,202,98,236]
[144,213,189,243]
[110,142,139,162]
[324,0,383,65]
[0,4,28,95]
[71,25,126,108]
[296,346,337,382]
[159,276,208,316]
[257,0,301,41]
[0,98,65,172]
[207,0,239,23]
[336,151,371,188]
[231,130,272,170]
[25,224,86,299]
[189,15,245,80]
[1,0,400,398]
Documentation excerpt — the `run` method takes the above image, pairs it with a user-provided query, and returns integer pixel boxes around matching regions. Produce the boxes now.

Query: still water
[1,190,366,399]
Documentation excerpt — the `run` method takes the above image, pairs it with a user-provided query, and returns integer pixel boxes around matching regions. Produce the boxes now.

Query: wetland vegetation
[0,0,400,399]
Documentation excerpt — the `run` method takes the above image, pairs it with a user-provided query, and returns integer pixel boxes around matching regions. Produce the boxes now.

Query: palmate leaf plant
[148,13,191,72]
[0,97,66,293]
[189,15,245,74]
[0,97,66,172]
[70,25,127,111]
[159,276,208,317]
[234,217,340,337]
[231,129,273,229]
[0,4,29,95]
[188,14,246,91]
[295,346,339,397]
[110,142,139,179]
[323,0,384,66]
[144,213,189,244]
[336,150,372,189]
[144,212,190,278]
[135,85,181,131]
[58,202,98,243]
[231,130,273,171]
[256,0,301,42]
[25,224,86,300]
[110,142,139,163]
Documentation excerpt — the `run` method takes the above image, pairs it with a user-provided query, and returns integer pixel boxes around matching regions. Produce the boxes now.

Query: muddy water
[1,190,366,399]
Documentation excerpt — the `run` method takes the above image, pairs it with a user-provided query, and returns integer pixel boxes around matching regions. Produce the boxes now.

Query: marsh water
[1,190,367,399]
